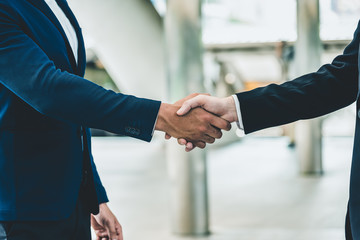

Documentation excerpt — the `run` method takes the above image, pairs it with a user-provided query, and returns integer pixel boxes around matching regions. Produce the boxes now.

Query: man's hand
[176,95,238,152]
[177,95,238,123]
[164,93,212,149]
[156,95,231,147]
[91,203,123,240]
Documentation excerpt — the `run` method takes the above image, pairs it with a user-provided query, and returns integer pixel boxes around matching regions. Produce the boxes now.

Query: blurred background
[67,0,360,239]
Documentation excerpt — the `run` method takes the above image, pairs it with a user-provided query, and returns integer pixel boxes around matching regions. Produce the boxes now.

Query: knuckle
[199,126,207,133]
[198,95,206,101]
[201,117,209,124]
[204,114,212,122]
[212,127,220,136]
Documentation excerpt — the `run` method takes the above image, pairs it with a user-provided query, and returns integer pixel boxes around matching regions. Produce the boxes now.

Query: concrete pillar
[164,0,209,236]
[295,0,323,174]
[67,0,166,100]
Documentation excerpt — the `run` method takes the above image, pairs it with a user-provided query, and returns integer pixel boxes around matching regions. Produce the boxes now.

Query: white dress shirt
[44,0,78,63]
[232,95,244,130]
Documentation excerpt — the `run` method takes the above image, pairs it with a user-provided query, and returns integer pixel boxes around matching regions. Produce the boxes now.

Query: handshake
[155,93,239,152]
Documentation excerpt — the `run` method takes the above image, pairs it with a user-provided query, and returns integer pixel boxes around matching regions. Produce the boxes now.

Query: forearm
[237,69,358,134]
[237,21,360,134]
[0,20,161,140]
[10,65,161,140]
[41,72,161,139]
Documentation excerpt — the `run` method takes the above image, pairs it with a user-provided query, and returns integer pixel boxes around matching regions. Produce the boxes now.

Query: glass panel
[151,0,360,43]
[203,0,297,44]
[320,0,360,40]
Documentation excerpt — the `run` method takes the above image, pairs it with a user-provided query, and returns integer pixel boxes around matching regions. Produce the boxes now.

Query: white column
[165,0,210,235]
[295,0,323,174]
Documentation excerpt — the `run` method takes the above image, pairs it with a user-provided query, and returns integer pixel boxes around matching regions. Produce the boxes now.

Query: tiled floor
[91,134,352,240]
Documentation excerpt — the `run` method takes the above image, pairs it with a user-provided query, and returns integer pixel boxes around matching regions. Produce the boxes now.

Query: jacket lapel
[26,0,79,74]
[56,0,86,77]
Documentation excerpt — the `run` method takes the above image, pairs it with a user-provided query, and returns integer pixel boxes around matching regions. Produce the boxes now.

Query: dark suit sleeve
[0,3,160,142]
[236,21,360,134]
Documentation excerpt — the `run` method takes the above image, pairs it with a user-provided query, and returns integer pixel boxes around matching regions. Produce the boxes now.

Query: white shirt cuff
[152,114,159,136]
[232,95,244,130]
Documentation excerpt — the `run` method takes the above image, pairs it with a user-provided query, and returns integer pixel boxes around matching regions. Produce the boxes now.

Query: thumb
[177,96,204,116]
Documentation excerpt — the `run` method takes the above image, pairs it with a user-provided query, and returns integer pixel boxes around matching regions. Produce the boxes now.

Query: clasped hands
[155,93,238,152]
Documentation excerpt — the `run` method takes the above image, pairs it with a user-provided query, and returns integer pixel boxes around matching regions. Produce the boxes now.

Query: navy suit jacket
[0,0,160,221]
[237,21,360,238]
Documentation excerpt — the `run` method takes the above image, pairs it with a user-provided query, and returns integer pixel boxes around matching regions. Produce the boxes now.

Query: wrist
[155,103,175,133]
[225,96,238,123]
[99,202,109,211]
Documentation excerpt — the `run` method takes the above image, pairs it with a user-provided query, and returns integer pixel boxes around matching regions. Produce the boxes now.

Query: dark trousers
[0,189,91,240]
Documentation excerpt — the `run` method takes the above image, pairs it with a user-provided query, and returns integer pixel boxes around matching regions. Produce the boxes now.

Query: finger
[207,126,223,139]
[165,133,171,140]
[96,232,108,240]
[177,138,187,145]
[177,95,206,116]
[194,141,206,149]
[91,215,103,229]
[174,93,210,106]
[106,221,120,240]
[173,93,199,105]
[185,142,194,149]
[185,142,195,152]
[202,124,223,139]
[94,229,107,234]
[202,135,215,144]
[187,92,201,99]
[115,221,123,240]
[97,233,108,240]
[210,116,232,131]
